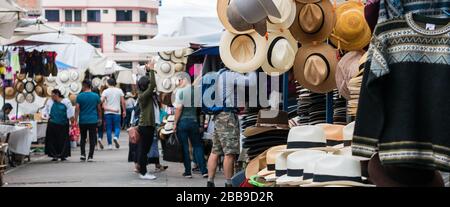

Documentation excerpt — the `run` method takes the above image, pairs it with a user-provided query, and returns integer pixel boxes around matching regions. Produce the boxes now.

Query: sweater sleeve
[139,71,156,103]
[352,35,389,158]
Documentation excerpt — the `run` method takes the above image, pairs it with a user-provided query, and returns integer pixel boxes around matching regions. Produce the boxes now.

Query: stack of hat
[296,86,327,125]
[154,49,193,94]
[247,124,374,187]
[332,89,347,125]
[347,52,367,117]
[240,107,261,131]
[218,0,298,76]
[12,74,48,104]
[242,109,290,160]
[45,69,82,98]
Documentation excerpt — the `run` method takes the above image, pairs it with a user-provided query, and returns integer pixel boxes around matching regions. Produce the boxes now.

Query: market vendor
[44,89,75,161]
[0,103,13,121]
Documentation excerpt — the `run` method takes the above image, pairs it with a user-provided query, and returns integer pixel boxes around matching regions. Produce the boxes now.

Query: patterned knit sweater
[378,0,450,23]
[353,13,450,172]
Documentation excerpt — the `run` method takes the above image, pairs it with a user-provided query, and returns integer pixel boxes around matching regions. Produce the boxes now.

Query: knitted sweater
[353,13,450,172]
[378,0,450,23]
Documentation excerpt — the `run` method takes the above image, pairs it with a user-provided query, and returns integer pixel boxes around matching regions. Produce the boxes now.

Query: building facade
[40,0,159,69]
[16,0,42,17]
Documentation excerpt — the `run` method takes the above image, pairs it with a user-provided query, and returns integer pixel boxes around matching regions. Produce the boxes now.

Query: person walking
[206,68,257,187]
[93,87,105,150]
[136,72,157,180]
[44,89,74,161]
[101,78,126,150]
[174,75,208,179]
[75,80,102,162]
[123,92,136,130]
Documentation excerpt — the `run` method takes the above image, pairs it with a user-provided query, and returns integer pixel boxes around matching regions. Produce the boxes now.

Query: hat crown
[275,152,292,170]
[337,9,365,39]
[343,121,355,141]
[59,71,69,82]
[256,109,289,126]
[162,79,173,89]
[173,49,184,58]
[271,38,295,70]
[288,125,326,144]
[231,35,256,63]
[299,3,324,34]
[175,63,184,71]
[266,145,287,164]
[160,62,172,73]
[268,0,291,23]
[318,124,344,140]
[304,55,329,86]
[313,155,362,179]
[232,0,281,24]
[286,150,326,170]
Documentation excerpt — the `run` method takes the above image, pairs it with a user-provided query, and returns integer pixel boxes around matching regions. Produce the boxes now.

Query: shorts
[212,112,240,155]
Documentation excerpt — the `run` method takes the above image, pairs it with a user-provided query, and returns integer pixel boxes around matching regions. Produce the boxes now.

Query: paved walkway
[3,132,224,187]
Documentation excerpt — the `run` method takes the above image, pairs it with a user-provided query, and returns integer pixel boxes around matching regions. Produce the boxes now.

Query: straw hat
[15,93,25,103]
[69,70,80,82]
[347,52,367,116]
[155,61,175,78]
[301,155,374,187]
[267,0,296,29]
[219,30,267,73]
[257,145,287,177]
[226,3,268,36]
[24,80,35,93]
[56,70,70,86]
[281,125,338,153]
[245,148,269,179]
[330,1,371,51]
[336,51,364,100]
[46,86,54,97]
[14,81,24,93]
[217,0,254,34]
[17,73,26,81]
[174,63,185,72]
[294,43,338,93]
[161,115,175,134]
[243,110,290,137]
[261,29,298,76]
[46,75,57,87]
[58,85,69,97]
[92,77,102,89]
[158,51,172,61]
[4,87,16,100]
[317,124,345,146]
[69,82,82,94]
[264,151,293,182]
[171,49,192,64]
[25,93,35,103]
[34,75,44,83]
[230,0,281,24]
[157,77,177,93]
[276,149,326,186]
[289,0,336,44]
[35,85,47,98]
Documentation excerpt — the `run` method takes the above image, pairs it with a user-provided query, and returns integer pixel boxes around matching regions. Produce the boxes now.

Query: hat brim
[158,52,172,61]
[264,173,278,182]
[219,30,267,73]
[294,43,338,93]
[14,82,24,93]
[261,29,298,76]
[276,175,310,185]
[217,0,254,34]
[69,82,82,94]
[15,93,25,103]
[243,126,290,137]
[267,0,297,29]
[289,0,336,44]
[156,76,177,93]
[155,61,175,78]
[25,93,35,103]
[245,149,269,179]
[301,180,375,187]
[281,146,339,153]
[257,167,274,177]
[35,86,48,98]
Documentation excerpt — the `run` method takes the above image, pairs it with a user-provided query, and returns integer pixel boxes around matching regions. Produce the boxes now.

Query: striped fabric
[378,0,450,23]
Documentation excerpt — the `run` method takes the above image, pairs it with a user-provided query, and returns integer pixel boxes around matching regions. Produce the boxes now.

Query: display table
[0,125,32,156]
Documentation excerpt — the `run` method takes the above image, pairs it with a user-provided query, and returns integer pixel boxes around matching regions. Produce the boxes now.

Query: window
[45,10,60,22]
[65,10,81,22]
[115,35,133,45]
[116,10,132,21]
[87,10,101,22]
[86,35,102,48]
[117,62,133,69]
[139,36,148,40]
[103,10,109,14]
[139,10,148,23]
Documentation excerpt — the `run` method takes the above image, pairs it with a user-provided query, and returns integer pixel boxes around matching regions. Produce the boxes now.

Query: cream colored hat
[301,155,374,187]
[46,86,54,97]
[56,70,70,86]
[261,29,298,76]
[58,85,69,98]
[46,75,57,87]
[281,125,338,153]
[336,51,364,100]
[219,30,267,73]
[217,0,254,34]
[69,82,82,94]
[15,93,25,103]
[257,145,287,177]
[174,63,185,72]
[25,93,35,103]
[92,77,102,89]
[156,77,177,93]
[69,70,80,82]
[267,0,297,29]
[264,151,294,182]
[158,51,172,61]
[276,149,326,186]
[156,61,175,78]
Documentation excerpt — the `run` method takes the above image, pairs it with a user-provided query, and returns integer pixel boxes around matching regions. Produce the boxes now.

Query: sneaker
[183,173,193,178]
[97,140,104,150]
[87,157,94,162]
[108,145,113,150]
[113,138,120,149]
[192,167,200,174]
[207,181,215,187]
[202,174,208,178]
[51,158,58,162]
[139,173,157,180]
[80,156,86,162]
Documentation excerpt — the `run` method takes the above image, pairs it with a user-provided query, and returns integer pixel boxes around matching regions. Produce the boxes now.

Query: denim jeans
[176,119,207,175]
[122,108,133,129]
[105,114,121,145]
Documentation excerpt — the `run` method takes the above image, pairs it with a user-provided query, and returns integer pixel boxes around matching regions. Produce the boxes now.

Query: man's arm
[74,103,80,124]
[121,96,126,118]
[173,105,183,132]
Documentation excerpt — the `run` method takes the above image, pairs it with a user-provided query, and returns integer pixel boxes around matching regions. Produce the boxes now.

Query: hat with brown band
[289,0,336,44]
[14,81,24,93]
[35,85,47,98]
[243,109,290,137]
[261,28,298,76]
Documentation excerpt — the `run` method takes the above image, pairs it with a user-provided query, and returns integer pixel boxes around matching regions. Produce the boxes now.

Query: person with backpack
[203,68,257,187]
[174,74,208,178]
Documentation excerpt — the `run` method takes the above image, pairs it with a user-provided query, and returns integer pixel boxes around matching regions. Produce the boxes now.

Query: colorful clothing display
[353,13,450,171]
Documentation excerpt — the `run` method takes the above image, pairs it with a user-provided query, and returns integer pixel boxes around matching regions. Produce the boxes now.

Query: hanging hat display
[25,93,35,103]
[24,79,36,93]
[174,63,185,72]
[219,30,267,73]
[294,43,338,94]
[69,70,80,82]
[56,70,70,86]
[231,0,281,24]
[46,86,55,97]
[267,0,296,29]
[158,51,172,61]
[227,3,268,36]
[17,73,26,81]
[156,77,177,93]
[15,93,25,104]
[289,0,336,44]
[46,74,57,87]
[34,75,44,84]
[92,77,102,89]
[4,87,16,100]
[217,0,254,34]
[330,1,371,51]
[69,82,82,94]
[14,81,25,93]
[261,29,298,76]
[336,51,364,100]
[171,49,191,64]
[155,61,175,78]
[35,85,47,98]
[58,85,69,98]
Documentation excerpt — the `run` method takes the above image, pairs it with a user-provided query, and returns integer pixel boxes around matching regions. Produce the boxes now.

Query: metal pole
[326,92,333,124]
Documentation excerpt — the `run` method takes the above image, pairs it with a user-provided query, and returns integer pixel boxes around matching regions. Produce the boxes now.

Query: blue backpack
[201,69,227,115]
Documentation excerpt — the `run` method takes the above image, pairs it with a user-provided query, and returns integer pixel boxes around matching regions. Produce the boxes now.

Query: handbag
[128,127,140,144]
[162,134,184,163]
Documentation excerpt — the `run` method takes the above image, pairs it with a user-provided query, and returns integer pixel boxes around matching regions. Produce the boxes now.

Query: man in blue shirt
[75,80,102,162]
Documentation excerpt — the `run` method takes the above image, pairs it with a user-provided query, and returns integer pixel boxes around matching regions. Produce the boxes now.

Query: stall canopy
[56,61,76,70]
[0,0,25,38]
[116,16,224,53]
